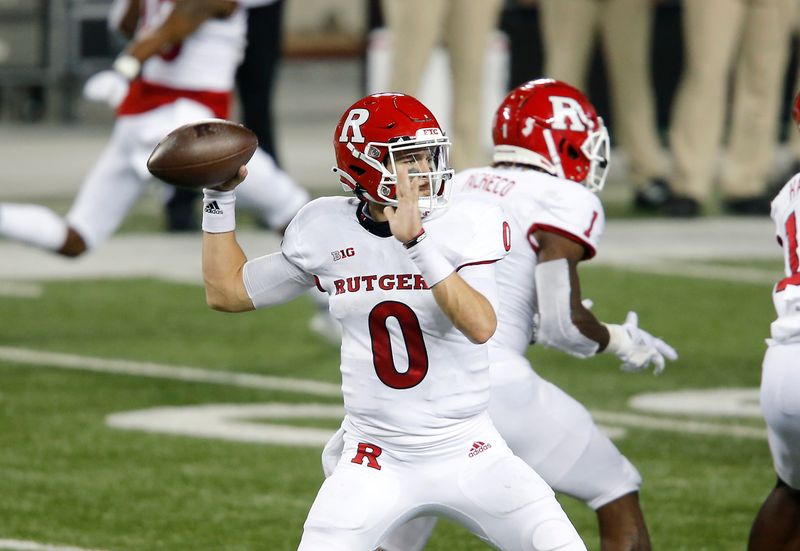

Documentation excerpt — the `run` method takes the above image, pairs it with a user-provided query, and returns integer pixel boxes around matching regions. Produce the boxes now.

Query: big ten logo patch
[351,442,383,470]
[331,247,356,262]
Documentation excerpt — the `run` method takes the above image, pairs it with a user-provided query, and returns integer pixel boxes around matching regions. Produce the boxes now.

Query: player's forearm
[124,0,228,63]
[432,275,496,344]
[108,0,139,37]
[571,304,610,350]
[202,232,254,312]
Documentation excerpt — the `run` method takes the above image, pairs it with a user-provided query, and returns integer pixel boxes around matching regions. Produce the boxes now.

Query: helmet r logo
[338,108,370,143]
[548,96,593,132]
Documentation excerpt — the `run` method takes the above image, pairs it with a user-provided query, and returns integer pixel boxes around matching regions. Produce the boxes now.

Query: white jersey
[138,0,246,92]
[281,196,509,448]
[769,174,800,344]
[452,167,604,354]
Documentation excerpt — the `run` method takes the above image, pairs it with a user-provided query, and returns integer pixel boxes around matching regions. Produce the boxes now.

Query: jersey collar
[356,201,393,238]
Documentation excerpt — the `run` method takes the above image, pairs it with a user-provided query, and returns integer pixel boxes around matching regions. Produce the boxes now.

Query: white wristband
[602,323,631,355]
[112,54,141,80]
[406,231,454,287]
[202,189,236,233]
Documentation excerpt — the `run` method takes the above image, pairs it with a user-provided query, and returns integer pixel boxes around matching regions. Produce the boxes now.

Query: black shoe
[633,178,672,210]
[722,196,771,216]
[664,195,701,218]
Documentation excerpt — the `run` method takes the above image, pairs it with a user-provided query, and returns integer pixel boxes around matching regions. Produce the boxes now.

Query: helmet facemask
[347,131,454,213]
[580,120,610,192]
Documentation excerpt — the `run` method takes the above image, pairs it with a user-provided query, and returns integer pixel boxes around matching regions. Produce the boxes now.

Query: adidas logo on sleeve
[204,201,223,215]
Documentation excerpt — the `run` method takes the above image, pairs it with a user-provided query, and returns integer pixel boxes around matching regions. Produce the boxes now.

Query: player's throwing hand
[384,163,423,243]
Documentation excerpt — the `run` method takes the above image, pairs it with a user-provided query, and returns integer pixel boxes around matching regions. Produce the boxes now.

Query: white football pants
[761,342,800,489]
[308,412,586,551]
[370,353,642,551]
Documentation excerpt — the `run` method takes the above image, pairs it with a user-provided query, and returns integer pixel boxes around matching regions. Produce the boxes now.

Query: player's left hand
[384,164,423,243]
[608,311,678,375]
[82,69,130,108]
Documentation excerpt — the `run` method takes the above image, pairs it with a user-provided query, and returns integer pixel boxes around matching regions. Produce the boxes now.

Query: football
[147,119,258,188]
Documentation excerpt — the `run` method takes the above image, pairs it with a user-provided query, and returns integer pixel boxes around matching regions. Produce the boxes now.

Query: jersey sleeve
[280,199,324,274]
[525,184,604,259]
[448,197,511,270]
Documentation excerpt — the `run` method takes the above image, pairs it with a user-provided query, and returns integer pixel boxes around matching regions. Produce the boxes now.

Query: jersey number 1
[368,301,428,389]
[777,211,800,292]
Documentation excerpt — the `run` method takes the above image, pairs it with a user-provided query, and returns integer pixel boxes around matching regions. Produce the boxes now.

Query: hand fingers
[396,165,410,199]
[624,311,638,328]
[652,353,665,375]
[654,338,678,361]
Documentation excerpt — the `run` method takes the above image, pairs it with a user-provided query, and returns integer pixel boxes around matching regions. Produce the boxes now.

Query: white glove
[83,70,129,107]
[82,55,140,108]
[604,311,678,375]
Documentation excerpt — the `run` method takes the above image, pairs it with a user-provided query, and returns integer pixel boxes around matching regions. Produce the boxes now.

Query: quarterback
[375,80,678,551]
[747,96,800,549]
[0,0,307,256]
[201,92,586,550]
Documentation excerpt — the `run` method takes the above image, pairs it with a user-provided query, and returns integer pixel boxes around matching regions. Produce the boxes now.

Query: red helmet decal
[332,93,454,210]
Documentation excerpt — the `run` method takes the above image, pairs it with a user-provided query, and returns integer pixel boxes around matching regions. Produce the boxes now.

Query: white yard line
[0,540,106,551]
[0,346,340,398]
[0,346,766,442]
[0,282,43,298]
[591,410,766,440]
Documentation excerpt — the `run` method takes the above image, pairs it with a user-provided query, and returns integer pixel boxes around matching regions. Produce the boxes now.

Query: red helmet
[492,79,610,192]
[333,93,453,211]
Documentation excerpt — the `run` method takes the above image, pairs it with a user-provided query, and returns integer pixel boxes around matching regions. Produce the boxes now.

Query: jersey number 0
[368,301,429,389]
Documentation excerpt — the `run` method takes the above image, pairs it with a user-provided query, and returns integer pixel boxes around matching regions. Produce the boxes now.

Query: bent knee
[58,228,88,257]
[531,517,586,551]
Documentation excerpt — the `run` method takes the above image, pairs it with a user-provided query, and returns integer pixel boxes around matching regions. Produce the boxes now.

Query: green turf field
[0,262,778,550]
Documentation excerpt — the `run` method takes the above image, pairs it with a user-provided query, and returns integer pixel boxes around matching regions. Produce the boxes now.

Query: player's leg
[601,0,671,201]
[667,0,744,207]
[380,0,447,95]
[748,478,800,551]
[749,343,800,551]
[0,119,142,257]
[375,517,437,551]
[64,118,150,254]
[449,417,586,551]
[538,0,599,91]
[719,0,793,209]
[300,433,413,550]
[0,202,72,255]
[234,147,309,233]
[443,0,503,169]
[488,358,647,551]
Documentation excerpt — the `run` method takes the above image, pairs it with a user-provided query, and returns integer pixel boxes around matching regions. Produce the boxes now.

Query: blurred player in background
[0,0,307,257]
[165,0,286,231]
[747,93,800,551]
[374,79,677,551]
[201,92,586,550]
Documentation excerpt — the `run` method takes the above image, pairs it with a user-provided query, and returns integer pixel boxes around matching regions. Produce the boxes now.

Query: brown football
[147,119,258,188]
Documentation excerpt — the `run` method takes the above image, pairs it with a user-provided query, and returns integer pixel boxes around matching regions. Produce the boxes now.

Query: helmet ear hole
[559,139,580,160]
